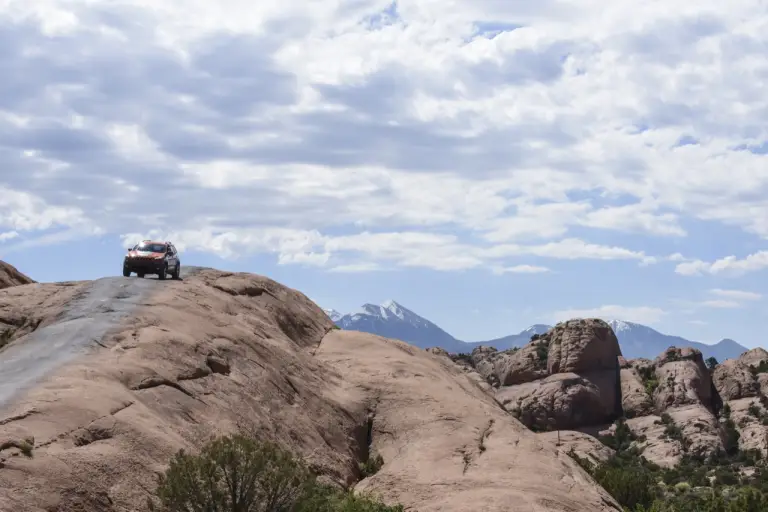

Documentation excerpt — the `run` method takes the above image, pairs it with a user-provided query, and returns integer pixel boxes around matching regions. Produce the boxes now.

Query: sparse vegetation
[638,365,660,397]
[453,353,474,368]
[149,434,402,512]
[749,361,768,375]
[598,418,643,453]
[570,414,768,512]
[533,341,550,370]
[0,327,14,350]
[705,357,719,370]
[359,452,385,478]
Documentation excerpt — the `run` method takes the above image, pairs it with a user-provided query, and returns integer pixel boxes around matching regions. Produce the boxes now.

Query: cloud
[0,0,766,274]
[697,299,741,309]
[709,288,762,301]
[676,251,768,276]
[492,264,550,274]
[549,305,666,325]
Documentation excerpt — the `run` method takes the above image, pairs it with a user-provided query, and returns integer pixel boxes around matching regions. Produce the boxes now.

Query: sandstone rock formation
[471,319,623,431]
[653,347,714,411]
[620,365,654,418]
[713,359,759,401]
[0,260,34,289]
[0,269,620,512]
[464,322,768,470]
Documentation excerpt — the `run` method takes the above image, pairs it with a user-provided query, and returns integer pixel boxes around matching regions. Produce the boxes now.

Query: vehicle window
[137,243,167,253]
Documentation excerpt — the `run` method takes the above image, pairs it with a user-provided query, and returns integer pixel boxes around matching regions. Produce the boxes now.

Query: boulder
[739,348,768,369]
[728,397,768,456]
[625,415,683,468]
[492,342,548,386]
[469,346,500,386]
[0,260,34,290]
[495,373,614,431]
[667,404,724,459]
[539,430,615,465]
[620,367,654,418]
[544,319,622,375]
[653,347,713,411]
[712,359,759,401]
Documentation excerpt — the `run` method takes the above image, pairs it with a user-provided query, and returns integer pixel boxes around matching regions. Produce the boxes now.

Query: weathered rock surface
[620,367,655,418]
[496,373,611,430]
[728,398,768,455]
[490,343,548,386]
[653,347,713,411]
[320,331,620,512]
[713,359,759,401]
[625,415,683,468]
[485,319,622,431]
[544,319,622,375]
[0,260,34,290]
[539,430,615,465]
[739,348,768,369]
[0,269,621,512]
[668,404,724,457]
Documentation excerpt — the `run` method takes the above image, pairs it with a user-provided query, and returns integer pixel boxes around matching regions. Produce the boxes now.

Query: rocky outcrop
[0,269,620,512]
[471,319,622,432]
[545,319,622,375]
[739,348,768,369]
[0,260,34,290]
[713,359,759,401]
[625,415,684,468]
[496,373,609,430]
[620,366,654,418]
[653,347,713,411]
[492,342,548,386]
[540,429,615,465]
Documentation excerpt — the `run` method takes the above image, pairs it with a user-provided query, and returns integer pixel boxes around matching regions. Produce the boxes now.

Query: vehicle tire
[172,263,180,280]
[123,267,130,277]
[158,264,167,280]
[138,272,145,278]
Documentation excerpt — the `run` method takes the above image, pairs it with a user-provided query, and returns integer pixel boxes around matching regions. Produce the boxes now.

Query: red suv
[123,240,181,280]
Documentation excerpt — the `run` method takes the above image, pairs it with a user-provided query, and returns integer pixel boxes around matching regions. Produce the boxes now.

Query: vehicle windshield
[134,243,167,253]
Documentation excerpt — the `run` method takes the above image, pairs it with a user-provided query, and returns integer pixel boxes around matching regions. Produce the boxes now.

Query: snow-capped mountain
[323,301,749,361]
[603,319,747,361]
[323,308,343,323]
[334,300,468,353]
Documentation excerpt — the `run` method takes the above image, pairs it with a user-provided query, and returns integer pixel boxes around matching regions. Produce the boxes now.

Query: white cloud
[676,251,768,276]
[709,288,762,301]
[698,299,741,309]
[549,305,666,325]
[492,264,550,274]
[0,232,19,243]
[329,262,384,273]
[0,0,766,274]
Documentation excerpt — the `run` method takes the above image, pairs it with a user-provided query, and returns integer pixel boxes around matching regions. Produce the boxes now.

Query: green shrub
[534,342,549,369]
[150,434,402,512]
[638,366,660,396]
[359,452,384,478]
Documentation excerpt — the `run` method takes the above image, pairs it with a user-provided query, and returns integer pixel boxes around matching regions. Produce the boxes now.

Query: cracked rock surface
[0,266,621,512]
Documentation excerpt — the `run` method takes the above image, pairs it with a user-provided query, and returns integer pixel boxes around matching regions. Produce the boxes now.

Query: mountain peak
[381,299,400,309]
[322,308,343,322]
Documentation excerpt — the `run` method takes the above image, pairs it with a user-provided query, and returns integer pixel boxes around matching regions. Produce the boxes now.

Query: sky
[0,0,766,347]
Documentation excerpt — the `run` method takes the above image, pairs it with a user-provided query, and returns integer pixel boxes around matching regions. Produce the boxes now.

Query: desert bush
[150,434,401,512]
[359,452,384,478]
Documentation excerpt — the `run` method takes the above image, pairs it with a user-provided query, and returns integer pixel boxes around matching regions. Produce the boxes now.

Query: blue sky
[0,0,766,347]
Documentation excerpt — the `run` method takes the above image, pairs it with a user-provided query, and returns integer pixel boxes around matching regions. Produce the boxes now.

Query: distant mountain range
[322,301,749,361]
